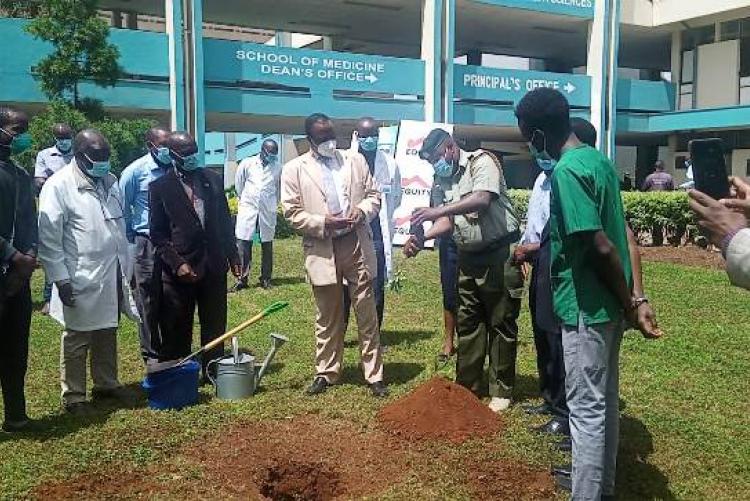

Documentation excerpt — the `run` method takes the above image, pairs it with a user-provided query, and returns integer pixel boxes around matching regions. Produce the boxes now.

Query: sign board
[392,120,454,247]
[203,40,424,96]
[472,0,594,18]
[455,65,592,108]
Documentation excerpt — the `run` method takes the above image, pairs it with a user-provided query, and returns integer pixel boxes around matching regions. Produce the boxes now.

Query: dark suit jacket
[529,222,560,334]
[149,168,238,280]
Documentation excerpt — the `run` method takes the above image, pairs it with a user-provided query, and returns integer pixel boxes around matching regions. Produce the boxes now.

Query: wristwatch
[631,297,649,310]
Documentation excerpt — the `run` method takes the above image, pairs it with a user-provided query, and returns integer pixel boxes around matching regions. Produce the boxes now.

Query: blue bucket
[142,360,200,410]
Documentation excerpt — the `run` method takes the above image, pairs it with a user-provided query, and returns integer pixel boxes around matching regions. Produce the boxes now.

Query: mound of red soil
[377,377,503,443]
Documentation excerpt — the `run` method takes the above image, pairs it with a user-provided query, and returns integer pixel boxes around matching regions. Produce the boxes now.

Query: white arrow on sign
[365,73,378,84]
[564,82,576,94]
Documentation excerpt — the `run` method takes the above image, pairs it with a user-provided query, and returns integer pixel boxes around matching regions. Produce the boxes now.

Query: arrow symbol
[564,82,576,94]
[365,73,378,84]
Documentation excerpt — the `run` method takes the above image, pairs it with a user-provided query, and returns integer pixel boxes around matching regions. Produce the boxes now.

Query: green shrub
[507,189,697,246]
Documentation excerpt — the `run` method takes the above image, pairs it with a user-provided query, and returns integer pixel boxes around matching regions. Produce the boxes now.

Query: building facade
[3,0,750,187]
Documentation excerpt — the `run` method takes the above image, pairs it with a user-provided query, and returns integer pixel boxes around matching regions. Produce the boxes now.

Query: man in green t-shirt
[515,88,640,500]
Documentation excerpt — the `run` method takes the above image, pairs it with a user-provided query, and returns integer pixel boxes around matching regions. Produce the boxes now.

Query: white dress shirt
[318,154,350,217]
[521,172,552,245]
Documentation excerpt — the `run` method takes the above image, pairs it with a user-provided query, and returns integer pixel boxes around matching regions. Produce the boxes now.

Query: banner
[392,120,454,246]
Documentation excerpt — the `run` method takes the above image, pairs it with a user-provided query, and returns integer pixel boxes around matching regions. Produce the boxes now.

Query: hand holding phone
[689,138,729,200]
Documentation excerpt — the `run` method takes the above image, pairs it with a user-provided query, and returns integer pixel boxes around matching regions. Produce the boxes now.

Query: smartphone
[689,138,729,200]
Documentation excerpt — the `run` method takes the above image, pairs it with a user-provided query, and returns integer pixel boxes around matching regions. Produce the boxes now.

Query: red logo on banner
[401,175,431,189]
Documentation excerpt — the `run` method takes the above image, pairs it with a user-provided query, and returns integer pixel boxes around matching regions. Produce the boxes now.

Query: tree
[25,0,123,111]
[0,0,42,17]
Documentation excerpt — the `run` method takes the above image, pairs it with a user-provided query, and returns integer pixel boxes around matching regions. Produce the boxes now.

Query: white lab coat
[38,161,139,332]
[234,155,282,242]
[350,142,402,279]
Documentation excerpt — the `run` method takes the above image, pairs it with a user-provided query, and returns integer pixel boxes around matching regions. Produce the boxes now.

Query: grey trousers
[60,328,120,405]
[562,314,623,501]
[133,235,160,360]
[236,239,273,283]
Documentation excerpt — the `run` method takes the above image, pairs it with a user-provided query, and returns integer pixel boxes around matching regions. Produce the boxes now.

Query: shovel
[178,301,289,365]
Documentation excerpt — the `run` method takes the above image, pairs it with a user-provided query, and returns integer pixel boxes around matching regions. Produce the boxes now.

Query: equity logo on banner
[392,120,454,247]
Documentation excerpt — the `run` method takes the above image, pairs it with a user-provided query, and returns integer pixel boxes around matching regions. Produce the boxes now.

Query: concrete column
[444,0,456,123]
[224,133,237,190]
[421,0,443,122]
[165,0,186,131]
[110,10,123,28]
[188,0,206,163]
[586,0,619,160]
[322,36,333,51]
[671,30,682,110]
[125,11,138,30]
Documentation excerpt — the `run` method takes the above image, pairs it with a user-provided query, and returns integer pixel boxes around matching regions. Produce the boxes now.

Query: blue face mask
[56,138,73,153]
[177,152,201,171]
[528,131,557,172]
[360,136,378,152]
[263,152,278,165]
[433,157,454,178]
[153,146,172,165]
[83,153,111,178]
[1,128,32,155]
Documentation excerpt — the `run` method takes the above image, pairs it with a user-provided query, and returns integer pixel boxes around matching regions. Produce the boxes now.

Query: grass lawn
[1,238,749,499]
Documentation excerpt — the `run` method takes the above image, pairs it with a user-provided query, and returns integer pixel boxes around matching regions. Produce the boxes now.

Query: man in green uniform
[405,129,523,412]
[515,88,637,499]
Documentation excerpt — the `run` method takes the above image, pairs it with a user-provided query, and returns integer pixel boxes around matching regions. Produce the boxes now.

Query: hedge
[228,190,696,245]
[508,189,697,245]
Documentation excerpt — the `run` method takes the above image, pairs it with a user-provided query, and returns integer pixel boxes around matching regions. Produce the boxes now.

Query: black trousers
[530,299,569,419]
[133,235,161,361]
[0,282,31,423]
[236,239,273,283]
[157,271,227,375]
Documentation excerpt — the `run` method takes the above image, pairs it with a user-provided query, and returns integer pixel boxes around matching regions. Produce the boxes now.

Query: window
[682,25,715,52]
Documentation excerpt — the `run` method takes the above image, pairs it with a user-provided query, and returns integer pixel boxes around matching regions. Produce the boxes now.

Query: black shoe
[557,437,572,452]
[228,281,248,293]
[64,402,96,417]
[306,377,330,396]
[534,418,570,436]
[523,403,553,416]
[555,472,572,492]
[1,417,41,433]
[260,278,272,290]
[370,381,389,398]
[551,464,571,477]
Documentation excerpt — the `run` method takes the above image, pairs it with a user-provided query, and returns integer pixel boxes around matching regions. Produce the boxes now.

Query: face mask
[177,152,201,171]
[83,153,111,178]
[315,139,337,158]
[433,157,454,178]
[153,146,172,165]
[360,136,378,152]
[1,128,32,155]
[528,131,557,172]
[56,138,73,153]
[264,153,278,165]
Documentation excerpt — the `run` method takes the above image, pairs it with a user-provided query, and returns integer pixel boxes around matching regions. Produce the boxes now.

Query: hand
[402,235,423,258]
[411,207,442,226]
[635,303,663,340]
[230,261,242,278]
[324,215,352,231]
[57,281,76,307]
[688,190,748,246]
[10,252,36,278]
[347,208,366,226]
[176,263,199,283]
[721,176,750,218]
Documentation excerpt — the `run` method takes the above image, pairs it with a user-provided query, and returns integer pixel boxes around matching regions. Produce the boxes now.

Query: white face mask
[315,139,337,158]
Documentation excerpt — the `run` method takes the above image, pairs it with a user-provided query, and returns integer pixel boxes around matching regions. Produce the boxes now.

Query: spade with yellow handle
[178,301,289,365]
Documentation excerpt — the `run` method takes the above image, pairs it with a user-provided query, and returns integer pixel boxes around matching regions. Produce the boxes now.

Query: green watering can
[208,333,289,400]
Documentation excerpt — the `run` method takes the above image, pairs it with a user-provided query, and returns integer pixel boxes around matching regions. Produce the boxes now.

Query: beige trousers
[60,328,120,405]
[311,232,384,384]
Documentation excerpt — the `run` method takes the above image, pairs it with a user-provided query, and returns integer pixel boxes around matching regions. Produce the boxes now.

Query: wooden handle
[179,311,265,364]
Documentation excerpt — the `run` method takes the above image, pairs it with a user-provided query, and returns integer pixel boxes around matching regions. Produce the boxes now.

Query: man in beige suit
[282,113,387,397]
